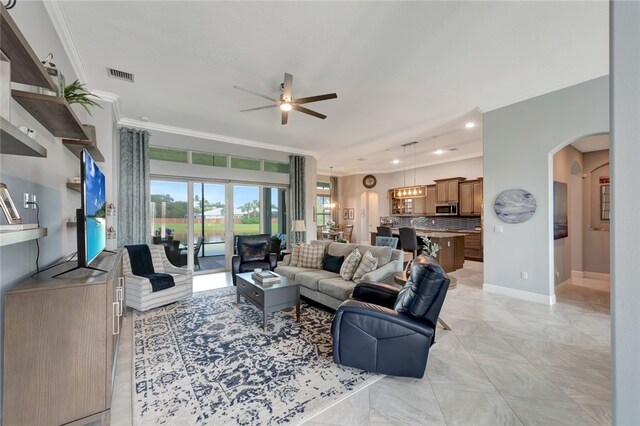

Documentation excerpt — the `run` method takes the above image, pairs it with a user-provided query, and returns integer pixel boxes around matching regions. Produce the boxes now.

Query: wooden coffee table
[236,272,301,332]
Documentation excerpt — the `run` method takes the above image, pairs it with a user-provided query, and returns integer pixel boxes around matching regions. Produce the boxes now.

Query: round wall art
[494,189,537,224]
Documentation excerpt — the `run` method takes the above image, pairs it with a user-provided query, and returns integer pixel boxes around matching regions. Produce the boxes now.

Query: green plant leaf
[64,79,103,116]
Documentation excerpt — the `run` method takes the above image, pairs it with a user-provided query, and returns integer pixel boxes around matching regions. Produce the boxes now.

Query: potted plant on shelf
[64,80,103,115]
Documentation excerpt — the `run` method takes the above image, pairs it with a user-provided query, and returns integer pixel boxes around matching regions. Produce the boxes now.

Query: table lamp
[292,220,306,244]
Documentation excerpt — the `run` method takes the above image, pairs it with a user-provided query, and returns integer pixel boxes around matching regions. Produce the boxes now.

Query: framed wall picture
[0,183,22,224]
[343,208,349,220]
[347,208,354,219]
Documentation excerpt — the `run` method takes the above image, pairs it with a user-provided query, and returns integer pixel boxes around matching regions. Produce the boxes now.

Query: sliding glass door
[151,178,287,272]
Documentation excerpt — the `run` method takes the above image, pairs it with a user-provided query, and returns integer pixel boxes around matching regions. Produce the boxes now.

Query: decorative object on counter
[106,203,116,216]
[40,53,65,96]
[362,174,377,189]
[64,79,103,115]
[18,126,36,139]
[0,183,21,224]
[2,0,17,10]
[494,188,537,224]
[291,219,306,244]
[553,181,568,240]
[420,236,440,257]
[326,219,335,229]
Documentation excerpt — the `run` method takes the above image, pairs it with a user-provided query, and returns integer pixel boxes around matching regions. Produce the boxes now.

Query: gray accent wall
[611,1,640,423]
[582,150,610,275]
[483,76,609,301]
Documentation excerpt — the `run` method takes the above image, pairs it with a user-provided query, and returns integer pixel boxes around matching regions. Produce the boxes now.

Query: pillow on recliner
[239,241,270,263]
[394,255,449,318]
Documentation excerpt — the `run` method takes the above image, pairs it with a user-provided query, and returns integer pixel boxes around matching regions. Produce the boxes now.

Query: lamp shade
[292,220,306,232]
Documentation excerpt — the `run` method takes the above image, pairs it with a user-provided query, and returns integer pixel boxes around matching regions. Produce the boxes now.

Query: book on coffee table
[251,271,280,284]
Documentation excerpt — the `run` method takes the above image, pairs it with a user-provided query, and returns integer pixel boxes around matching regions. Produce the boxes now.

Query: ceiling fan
[234,73,337,125]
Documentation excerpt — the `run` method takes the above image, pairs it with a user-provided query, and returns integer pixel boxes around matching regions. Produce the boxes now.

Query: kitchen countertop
[373,228,481,235]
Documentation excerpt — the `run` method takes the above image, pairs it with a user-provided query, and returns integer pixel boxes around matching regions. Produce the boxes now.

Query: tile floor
[111,262,611,426]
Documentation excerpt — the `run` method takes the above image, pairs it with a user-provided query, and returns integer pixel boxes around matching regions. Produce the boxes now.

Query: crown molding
[43,0,90,87]
[92,90,122,122]
[118,118,319,159]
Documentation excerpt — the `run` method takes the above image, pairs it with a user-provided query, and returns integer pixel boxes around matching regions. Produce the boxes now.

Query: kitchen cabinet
[389,189,426,216]
[435,177,466,204]
[419,232,465,272]
[459,179,483,216]
[425,185,436,216]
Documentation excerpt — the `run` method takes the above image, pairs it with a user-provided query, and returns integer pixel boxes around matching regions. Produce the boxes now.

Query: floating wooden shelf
[62,124,104,161]
[11,90,88,140]
[66,182,81,192]
[1,6,56,90]
[0,228,47,247]
[65,221,77,227]
[0,116,47,157]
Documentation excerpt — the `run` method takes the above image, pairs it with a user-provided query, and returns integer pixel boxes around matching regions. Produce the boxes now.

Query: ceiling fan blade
[293,105,327,120]
[281,110,289,125]
[240,104,279,112]
[293,93,337,105]
[233,85,278,102]
[283,73,293,101]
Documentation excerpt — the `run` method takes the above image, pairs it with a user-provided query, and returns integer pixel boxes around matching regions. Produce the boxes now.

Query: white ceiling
[571,134,610,153]
[55,1,608,175]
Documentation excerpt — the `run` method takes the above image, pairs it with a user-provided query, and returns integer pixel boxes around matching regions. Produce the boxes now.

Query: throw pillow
[353,250,379,282]
[340,248,362,281]
[323,253,345,273]
[290,244,302,266]
[298,244,325,269]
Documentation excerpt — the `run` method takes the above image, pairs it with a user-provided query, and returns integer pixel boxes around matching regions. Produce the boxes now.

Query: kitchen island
[371,229,472,273]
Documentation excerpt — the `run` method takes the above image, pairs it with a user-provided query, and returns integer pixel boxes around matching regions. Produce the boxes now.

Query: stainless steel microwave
[435,203,458,216]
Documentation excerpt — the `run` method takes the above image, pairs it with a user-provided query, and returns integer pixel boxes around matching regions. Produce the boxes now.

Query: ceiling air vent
[107,67,134,83]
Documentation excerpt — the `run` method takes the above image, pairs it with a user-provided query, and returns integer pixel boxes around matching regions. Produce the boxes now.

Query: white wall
[611,1,640,422]
[338,156,483,242]
[483,76,608,304]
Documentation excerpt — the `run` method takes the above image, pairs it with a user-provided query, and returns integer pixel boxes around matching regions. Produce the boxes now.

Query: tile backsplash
[380,216,481,231]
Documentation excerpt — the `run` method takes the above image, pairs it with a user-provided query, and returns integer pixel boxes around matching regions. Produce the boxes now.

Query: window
[149,147,188,163]
[316,195,331,225]
[192,152,228,167]
[264,161,289,174]
[230,157,261,171]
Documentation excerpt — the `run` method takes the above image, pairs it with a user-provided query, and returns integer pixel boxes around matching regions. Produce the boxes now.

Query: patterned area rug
[133,287,380,425]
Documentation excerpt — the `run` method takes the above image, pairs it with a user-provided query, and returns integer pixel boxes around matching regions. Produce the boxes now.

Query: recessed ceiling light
[356,158,366,161]
[465,122,477,129]
[280,102,292,111]
[434,149,445,155]
[392,159,400,164]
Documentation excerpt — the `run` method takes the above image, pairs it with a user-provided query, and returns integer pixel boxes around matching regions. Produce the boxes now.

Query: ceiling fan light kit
[235,72,337,125]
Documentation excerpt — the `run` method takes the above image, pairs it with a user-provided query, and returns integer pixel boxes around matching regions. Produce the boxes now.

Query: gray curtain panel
[330,175,339,224]
[289,155,306,245]
[118,128,150,247]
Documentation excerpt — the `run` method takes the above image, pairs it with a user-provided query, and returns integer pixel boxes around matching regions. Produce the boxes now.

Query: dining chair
[376,226,393,237]
[343,224,354,243]
[375,236,398,249]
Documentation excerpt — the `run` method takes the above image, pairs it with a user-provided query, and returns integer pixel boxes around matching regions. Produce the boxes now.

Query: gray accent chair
[123,244,193,311]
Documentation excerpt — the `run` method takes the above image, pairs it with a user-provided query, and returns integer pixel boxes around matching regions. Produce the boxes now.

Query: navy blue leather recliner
[331,255,450,378]
[231,234,277,286]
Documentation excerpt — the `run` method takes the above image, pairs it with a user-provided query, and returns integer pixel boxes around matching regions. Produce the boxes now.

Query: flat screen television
[77,149,106,267]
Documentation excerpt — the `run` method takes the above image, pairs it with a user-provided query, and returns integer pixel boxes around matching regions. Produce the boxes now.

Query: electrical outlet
[521,272,528,280]
[494,225,503,233]
[32,194,36,209]
[431,220,435,224]
[23,193,29,209]
[555,269,560,278]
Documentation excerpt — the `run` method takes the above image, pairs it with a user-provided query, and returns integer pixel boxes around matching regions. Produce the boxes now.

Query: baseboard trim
[483,283,556,305]
[555,278,573,289]
[571,270,610,281]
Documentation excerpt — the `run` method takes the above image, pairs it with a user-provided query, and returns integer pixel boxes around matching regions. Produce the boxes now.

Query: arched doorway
[551,134,610,296]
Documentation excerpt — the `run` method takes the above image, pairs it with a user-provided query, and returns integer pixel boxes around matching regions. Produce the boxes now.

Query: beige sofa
[275,240,403,309]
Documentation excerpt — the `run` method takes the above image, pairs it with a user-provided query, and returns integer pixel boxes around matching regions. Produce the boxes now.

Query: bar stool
[376,226,393,237]
[399,227,422,271]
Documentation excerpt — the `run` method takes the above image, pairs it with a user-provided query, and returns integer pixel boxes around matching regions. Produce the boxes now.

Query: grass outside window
[231,157,261,171]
